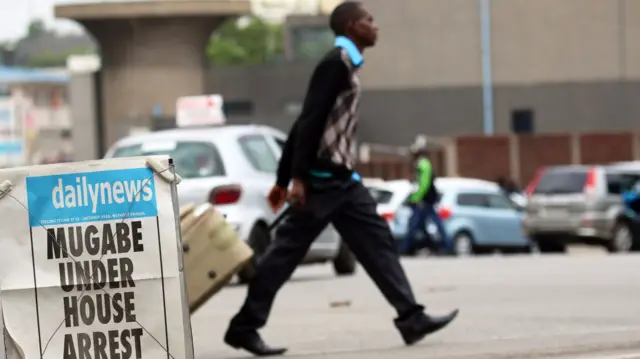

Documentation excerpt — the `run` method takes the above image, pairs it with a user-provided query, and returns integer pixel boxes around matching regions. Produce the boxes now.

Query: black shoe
[396,309,459,346]
[224,331,288,357]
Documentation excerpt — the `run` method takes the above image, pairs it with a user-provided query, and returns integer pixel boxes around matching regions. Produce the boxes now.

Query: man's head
[329,1,378,48]
[410,144,428,160]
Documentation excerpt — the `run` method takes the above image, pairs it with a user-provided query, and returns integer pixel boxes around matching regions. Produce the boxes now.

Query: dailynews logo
[26,167,158,226]
[52,176,154,214]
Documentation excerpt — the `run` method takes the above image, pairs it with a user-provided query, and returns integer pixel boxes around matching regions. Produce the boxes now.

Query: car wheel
[532,235,567,254]
[333,240,356,276]
[608,220,634,253]
[238,223,271,284]
[453,231,475,257]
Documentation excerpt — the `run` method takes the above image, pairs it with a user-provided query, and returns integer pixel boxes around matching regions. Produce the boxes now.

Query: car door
[236,134,281,216]
[485,192,526,246]
[454,192,493,244]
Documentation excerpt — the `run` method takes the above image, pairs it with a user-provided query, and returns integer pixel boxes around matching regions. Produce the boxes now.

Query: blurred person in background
[402,144,453,255]
[623,179,640,215]
[496,176,507,192]
[496,176,526,209]
[496,176,521,196]
[223,2,458,356]
[622,179,640,251]
[507,178,521,194]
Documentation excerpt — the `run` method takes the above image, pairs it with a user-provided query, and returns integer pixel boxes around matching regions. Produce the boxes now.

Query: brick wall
[356,131,640,184]
[455,136,511,181]
[518,134,572,186]
[355,149,444,181]
[579,132,634,165]
[356,159,410,180]
[452,132,640,184]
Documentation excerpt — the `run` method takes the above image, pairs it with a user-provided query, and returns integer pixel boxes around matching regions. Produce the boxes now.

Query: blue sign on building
[0,141,22,154]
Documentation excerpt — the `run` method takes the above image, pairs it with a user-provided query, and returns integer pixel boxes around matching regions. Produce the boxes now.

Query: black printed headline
[47,220,148,359]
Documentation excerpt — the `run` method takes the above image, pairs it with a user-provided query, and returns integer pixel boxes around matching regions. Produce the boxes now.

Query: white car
[366,179,414,236]
[104,124,356,282]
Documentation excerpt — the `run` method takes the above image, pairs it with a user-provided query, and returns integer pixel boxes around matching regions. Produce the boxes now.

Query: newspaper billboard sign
[0,156,193,359]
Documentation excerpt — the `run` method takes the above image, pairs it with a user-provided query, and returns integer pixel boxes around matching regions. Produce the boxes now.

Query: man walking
[223,2,459,356]
[401,145,454,255]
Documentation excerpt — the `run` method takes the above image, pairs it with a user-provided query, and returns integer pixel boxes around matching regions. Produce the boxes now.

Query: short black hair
[329,1,364,36]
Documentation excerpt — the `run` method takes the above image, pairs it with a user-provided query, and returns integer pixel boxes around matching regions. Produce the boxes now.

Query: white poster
[175,94,226,128]
[0,156,192,359]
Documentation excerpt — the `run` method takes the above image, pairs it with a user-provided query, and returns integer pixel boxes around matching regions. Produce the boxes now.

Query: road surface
[191,250,640,359]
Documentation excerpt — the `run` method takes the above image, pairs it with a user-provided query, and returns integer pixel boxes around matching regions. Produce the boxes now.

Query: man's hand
[267,185,288,212]
[287,178,306,206]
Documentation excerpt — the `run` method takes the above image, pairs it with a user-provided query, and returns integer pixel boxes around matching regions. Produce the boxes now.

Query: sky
[0,0,85,42]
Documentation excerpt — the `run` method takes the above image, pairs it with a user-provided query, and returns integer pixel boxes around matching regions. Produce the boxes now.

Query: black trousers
[227,178,427,337]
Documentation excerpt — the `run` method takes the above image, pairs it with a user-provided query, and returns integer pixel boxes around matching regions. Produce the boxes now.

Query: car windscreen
[367,187,394,204]
[111,141,225,179]
[532,168,588,195]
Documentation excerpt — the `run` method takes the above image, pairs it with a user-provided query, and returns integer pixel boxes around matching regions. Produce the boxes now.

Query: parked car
[362,177,387,187]
[365,179,413,240]
[609,161,640,170]
[368,177,532,256]
[104,124,356,282]
[523,164,640,253]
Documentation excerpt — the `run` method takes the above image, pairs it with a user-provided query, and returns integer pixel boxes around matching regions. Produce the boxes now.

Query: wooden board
[179,204,253,313]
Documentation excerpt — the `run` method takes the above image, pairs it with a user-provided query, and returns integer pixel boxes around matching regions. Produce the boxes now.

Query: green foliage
[25,46,95,68]
[27,19,46,38]
[206,16,284,67]
[26,52,69,68]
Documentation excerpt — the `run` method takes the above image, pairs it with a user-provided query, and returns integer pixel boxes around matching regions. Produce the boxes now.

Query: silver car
[523,164,640,253]
[104,124,356,282]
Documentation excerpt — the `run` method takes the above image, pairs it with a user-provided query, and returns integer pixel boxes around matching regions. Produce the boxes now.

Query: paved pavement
[191,249,640,359]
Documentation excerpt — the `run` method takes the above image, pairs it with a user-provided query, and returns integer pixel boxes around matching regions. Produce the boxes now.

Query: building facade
[209,0,640,146]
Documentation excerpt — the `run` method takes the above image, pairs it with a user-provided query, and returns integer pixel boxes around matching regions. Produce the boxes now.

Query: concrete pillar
[69,71,100,160]
[508,134,521,183]
[443,138,459,177]
[55,1,251,152]
[82,17,224,149]
[570,133,582,164]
